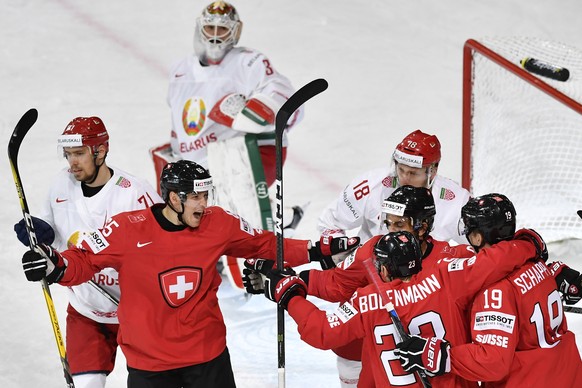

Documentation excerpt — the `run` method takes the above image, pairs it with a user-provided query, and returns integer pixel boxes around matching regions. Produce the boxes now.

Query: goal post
[462,37,582,243]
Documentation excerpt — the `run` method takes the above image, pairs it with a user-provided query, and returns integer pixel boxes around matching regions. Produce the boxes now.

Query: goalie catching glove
[208,93,279,134]
[264,267,307,310]
[22,244,67,284]
[395,335,451,377]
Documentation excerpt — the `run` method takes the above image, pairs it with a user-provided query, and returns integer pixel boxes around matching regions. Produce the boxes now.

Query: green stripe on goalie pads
[206,135,273,232]
[245,134,274,232]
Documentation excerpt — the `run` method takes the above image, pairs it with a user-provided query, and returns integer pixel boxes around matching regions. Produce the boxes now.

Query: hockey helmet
[194,1,242,65]
[393,129,441,168]
[160,160,214,203]
[58,117,109,156]
[382,185,436,233]
[459,193,516,246]
[374,231,422,278]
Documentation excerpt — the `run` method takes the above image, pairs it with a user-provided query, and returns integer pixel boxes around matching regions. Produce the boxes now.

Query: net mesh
[468,37,582,242]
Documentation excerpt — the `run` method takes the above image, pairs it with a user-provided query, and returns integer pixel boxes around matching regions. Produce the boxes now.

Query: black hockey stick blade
[275,78,328,138]
[578,210,582,220]
[8,108,38,171]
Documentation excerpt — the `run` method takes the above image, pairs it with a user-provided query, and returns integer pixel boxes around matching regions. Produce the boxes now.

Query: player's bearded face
[396,163,429,188]
[181,192,209,228]
[63,146,98,182]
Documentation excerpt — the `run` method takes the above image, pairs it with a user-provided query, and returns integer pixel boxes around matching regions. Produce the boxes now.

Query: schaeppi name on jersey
[473,311,516,334]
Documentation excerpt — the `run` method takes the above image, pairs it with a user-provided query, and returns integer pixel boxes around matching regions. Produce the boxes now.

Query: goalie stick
[274,78,328,387]
[363,258,432,388]
[8,109,75,388]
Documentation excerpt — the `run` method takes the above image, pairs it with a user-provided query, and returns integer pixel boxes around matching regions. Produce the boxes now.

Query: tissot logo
[159,267,202,308]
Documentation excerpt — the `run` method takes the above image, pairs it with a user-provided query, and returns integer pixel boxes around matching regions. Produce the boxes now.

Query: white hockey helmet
[194,1,242,65]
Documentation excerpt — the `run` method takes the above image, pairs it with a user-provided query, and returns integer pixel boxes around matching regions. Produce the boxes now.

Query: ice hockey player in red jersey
[260,224,547,386]
[243,185,475,386]
[396,193,582,387]
[20,160,355,388]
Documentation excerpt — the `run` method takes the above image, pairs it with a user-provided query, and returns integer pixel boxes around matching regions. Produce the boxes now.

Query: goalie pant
[284,238,537,387]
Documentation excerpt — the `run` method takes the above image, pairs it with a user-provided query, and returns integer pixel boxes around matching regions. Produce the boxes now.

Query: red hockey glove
[550,261,582,305]
[395,335,451,377]
[513,228,548,262]
[22,244,66,284]
[264,268,307,309]
[308,236,360,270]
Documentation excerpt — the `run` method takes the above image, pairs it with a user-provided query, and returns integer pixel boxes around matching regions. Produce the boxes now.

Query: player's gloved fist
[22,244,66,284]
[264,268,307,309]
[242,258,276,295]
[308,236,360,270]
[395,335,451,377]
[551,261,582,305]
[514,228,548,262]
[14,217,55,247]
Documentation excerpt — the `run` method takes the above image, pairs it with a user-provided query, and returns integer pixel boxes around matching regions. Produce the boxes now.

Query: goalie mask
[459,193,516,250]
[160,160,214,204]
[382,185,436,236]
[374,231,422,279]
[194,1,242,65]
[57,116,109,158]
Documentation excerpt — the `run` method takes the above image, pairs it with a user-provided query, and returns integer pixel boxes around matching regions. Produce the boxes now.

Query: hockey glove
[308,236,360,270]
[22,244,66,284]
[395,335,451,377]
[514,228,548,262]
[14,217,55,247]
[264,268,307,309]
[551,261,582,305]
[242,258,276,295]
[209,93,278,134]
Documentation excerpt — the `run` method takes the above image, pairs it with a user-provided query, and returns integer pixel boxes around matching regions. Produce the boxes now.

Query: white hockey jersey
[318,167,471,244]
[167,46,303,167]
[39,167,162,324]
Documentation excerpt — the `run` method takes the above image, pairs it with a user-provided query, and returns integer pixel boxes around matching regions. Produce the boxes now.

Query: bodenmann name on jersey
[513,261,552,295]
[357,274,442,313]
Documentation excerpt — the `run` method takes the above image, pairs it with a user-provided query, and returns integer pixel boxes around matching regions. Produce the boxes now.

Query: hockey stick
[274,78,328,387]
[363,258,432,388]
[8,109,75,388]
[564,305,582,314]
[577,210,582,220]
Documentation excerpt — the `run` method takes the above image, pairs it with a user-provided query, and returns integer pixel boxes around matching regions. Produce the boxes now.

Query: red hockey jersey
[451,260,582,387]
[58,205,309,371]
[287,239,537,387]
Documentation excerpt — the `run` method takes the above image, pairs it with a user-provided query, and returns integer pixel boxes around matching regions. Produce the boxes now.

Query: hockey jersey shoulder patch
[333,301,358,324]
[84,229,110,253]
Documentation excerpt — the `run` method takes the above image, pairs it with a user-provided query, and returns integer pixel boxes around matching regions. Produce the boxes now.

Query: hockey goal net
[462,37,582,243]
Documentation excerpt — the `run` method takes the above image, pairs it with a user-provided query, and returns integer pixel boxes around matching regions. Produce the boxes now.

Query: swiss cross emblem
[159,267,202,308]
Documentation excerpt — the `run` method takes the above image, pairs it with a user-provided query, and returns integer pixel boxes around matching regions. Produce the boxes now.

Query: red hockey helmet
[393,130,441,168]
[58,117,109,155]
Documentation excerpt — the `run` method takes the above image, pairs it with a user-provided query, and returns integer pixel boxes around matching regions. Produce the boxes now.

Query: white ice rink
[1,0,581,387]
